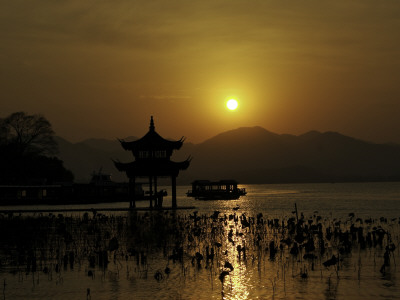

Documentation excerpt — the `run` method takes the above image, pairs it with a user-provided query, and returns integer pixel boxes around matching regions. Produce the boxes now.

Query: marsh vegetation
[0,207,399,299]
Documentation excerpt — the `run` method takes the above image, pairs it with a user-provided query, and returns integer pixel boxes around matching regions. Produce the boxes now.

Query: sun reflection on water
[220,216,250,300]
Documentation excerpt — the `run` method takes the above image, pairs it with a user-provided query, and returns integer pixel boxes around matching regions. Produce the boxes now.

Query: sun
[226,99,238,110]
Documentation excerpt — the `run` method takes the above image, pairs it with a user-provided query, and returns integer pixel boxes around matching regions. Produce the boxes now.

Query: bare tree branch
[1,112,58,156]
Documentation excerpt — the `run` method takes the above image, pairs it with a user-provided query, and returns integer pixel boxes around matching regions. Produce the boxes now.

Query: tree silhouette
[0,112,58,156]
[0,112,72,184]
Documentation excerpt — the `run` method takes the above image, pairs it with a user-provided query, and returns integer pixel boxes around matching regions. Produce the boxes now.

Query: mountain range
[55,127,400,184]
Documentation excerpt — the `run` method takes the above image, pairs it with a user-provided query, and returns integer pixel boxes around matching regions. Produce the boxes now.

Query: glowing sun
[226,99,238,110]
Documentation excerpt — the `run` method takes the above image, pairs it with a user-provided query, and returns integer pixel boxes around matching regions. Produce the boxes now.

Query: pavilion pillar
[172,176,177,209]
[129,177,136,208]
[149,176,153,208]
[154,176,158,207]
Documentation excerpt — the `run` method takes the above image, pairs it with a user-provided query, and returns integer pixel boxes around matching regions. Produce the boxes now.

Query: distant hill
[54,136,134,182]
[183,127,400,183]
[55,128,400,184]
[79,136,137,153]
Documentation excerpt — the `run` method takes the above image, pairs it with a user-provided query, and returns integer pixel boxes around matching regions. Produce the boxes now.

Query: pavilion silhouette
[114,116,191,208]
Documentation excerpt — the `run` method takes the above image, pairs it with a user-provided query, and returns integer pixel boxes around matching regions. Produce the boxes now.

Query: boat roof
[191,180,239,185]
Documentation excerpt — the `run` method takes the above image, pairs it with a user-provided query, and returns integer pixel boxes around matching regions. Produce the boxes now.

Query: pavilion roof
[113,158,191,177]
[119,116,184,151]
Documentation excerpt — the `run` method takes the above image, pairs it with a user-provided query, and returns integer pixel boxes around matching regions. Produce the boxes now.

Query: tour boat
[186,180,246,200]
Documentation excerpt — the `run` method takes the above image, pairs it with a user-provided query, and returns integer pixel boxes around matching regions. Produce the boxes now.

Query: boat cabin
[187,180,246,200]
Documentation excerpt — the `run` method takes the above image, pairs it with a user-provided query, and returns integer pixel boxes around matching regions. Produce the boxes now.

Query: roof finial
[149,116,155,131]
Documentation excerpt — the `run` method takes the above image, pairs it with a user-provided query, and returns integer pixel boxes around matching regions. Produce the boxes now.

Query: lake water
[1,182,400,299]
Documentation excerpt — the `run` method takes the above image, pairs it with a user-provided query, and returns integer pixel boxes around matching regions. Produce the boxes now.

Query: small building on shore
[0,171,149,205]
[113,116,191,208]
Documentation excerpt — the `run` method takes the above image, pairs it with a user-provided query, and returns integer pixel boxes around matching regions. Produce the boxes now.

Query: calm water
[1,182,400,299]
[4,182,400,218]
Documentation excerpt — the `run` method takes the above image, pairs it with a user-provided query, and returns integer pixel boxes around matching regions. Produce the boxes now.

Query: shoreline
[0,206,196,214]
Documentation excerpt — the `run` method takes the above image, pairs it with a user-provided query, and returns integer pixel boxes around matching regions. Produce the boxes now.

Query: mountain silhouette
[56,127,400,184]
[54,136,135,182]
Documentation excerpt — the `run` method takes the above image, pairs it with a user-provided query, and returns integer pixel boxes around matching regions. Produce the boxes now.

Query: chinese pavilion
[113,116,191,208]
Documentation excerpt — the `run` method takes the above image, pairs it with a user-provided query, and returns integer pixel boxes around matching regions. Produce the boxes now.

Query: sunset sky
[1,1,400,144]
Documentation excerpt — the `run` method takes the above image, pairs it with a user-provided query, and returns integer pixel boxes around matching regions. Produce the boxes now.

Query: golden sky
[1,1,400,143]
